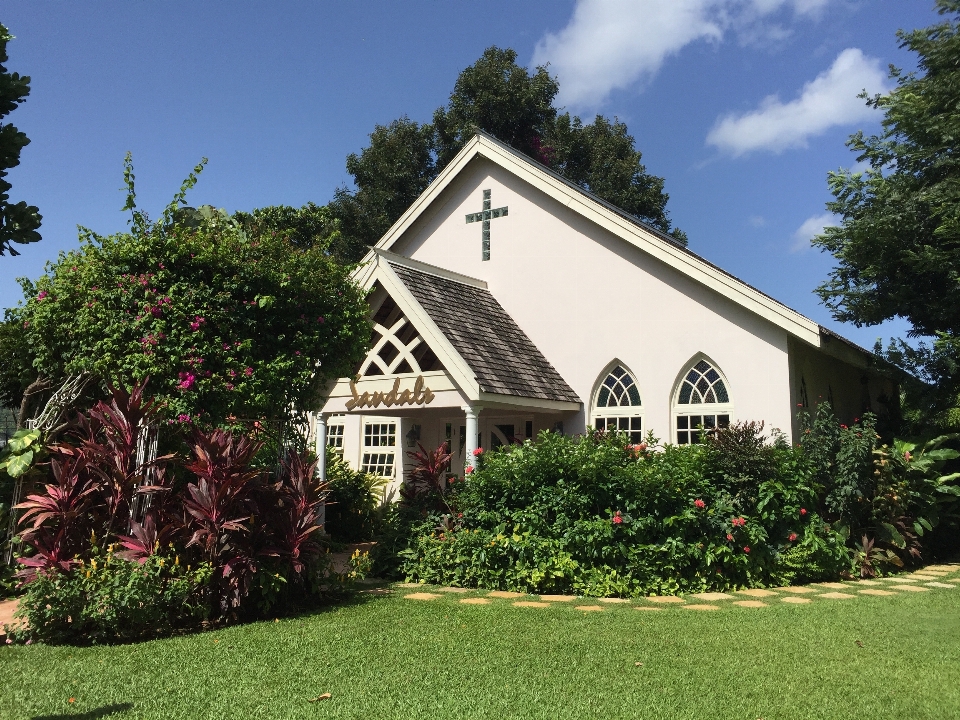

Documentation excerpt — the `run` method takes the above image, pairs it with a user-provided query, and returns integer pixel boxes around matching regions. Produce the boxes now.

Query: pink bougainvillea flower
[228,369,237,378]
[694,498,706,509]
[788,533,798,542]
[295,350,301,356]
[189,316,205,331]
[36,290,48,301]
[244,367,253,376]
[223,343,230,351]
[743,546,751,553]
[800,508,807,516]
[317,316,325,323]
[177,414,191,423]
[225,383,234,391]
[177,372,196,390]
[473,447,484,457]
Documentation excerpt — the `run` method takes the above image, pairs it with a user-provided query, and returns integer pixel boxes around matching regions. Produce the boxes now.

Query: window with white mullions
[361,422,396,477]
[591,363,644,443]
[673,358,733,444]
[326,415,345,454]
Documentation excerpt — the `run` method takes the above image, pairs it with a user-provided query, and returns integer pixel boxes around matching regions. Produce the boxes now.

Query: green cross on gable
[465,189,507,261]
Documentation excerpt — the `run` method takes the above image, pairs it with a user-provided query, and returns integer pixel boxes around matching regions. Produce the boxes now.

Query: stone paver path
[737,588,778,597]
[389,564,960,615]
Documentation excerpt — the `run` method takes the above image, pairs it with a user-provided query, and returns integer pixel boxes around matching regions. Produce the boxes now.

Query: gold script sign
[345,376,435,410]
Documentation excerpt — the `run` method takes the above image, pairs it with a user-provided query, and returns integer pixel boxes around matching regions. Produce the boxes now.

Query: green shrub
[323,451,387,542]
[399,428,845,596]
[7,550,212,645]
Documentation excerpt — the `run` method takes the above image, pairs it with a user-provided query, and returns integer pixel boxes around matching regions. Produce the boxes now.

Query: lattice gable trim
[359,290,444,378]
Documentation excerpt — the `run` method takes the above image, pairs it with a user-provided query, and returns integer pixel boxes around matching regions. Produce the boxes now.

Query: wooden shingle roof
[389,262,580,404]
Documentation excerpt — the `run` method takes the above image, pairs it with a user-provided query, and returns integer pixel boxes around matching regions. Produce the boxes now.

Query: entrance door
[442,419,467,477]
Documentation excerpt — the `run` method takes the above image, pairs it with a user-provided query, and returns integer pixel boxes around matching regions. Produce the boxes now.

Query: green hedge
[395,408,959,596]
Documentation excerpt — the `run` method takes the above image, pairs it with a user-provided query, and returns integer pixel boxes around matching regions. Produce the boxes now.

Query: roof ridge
[375,248,488,290]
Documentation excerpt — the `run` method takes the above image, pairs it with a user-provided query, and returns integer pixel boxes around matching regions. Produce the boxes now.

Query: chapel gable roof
[387,260,580,404]
[367,131,834,349]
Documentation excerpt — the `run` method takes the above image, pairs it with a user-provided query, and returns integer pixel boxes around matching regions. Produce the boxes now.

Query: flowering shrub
[397,411,952,596]
[10,157,370,423]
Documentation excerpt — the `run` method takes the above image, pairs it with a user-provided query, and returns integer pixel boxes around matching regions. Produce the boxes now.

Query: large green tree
[0,24,41,257]
[332,47,685,259]
[814,0,960,427]
[11,156,370,425]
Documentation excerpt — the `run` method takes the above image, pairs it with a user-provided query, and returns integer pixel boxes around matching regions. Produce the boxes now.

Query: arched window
[592,364,644,443]
[673,358,733,444]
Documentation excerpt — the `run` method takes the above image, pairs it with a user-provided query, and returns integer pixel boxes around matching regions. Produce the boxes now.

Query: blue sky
[0,1,939,350]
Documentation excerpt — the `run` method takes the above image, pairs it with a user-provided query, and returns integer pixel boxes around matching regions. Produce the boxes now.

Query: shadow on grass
[31,703,133,719]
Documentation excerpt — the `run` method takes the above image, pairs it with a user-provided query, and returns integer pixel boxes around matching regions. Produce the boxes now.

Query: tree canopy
[0,24,41,257]
[330,46,685,260]
[9,156,370,425]
[813,0,960,428]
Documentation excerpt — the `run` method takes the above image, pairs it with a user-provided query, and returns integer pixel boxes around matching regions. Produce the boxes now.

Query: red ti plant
[116,509,177,564]
[13,450,98,583]
[181,428,264,613]
[401,442,452,510]
[267,452,327,574]
[67,382,173,537]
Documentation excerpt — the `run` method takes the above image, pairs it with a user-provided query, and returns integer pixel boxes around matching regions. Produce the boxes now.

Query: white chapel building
[313,132,893,490]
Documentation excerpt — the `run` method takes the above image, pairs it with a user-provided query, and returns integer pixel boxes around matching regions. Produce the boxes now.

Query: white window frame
[326,414,345,455]
[590,362,645,444]
[361,421,396,478]
[672,357,734,445]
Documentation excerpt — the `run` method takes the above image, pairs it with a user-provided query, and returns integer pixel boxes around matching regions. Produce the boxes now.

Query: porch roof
[388,260,580,405]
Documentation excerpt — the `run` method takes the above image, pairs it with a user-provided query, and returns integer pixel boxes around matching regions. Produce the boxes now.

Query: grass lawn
[2,580,960,720]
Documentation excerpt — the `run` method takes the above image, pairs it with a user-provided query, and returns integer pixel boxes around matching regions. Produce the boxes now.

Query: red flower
[726,533,734,541]
[612,511,623,525]
[473,447,484,457]
[731,517,746,527]
[743,546,751,553]
[465,466,474,474]
[788,533,798,542]
[244,367,254,376]
[693,499,706,509]
[800,508,807,516]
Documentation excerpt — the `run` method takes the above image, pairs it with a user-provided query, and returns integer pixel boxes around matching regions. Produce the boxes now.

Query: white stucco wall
[390,158,797,443]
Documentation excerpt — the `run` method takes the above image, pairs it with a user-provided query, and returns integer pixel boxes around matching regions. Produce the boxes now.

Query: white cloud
[706,48,889,156]
[532,0,835,109]
[791,212,839,252]
[748,214,767,227]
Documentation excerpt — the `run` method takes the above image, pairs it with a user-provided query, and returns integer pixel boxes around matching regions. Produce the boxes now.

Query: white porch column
[463,405,481,469]
[315,413,328,483]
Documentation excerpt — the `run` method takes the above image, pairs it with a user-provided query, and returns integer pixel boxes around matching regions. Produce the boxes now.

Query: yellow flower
[90,559,97,570]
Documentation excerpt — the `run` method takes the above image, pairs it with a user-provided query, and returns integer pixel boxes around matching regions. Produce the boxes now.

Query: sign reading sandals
[345,376,435,410]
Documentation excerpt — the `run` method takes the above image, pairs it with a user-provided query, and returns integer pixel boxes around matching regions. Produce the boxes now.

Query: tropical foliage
[814,1,960,430]
[6,383,340,644]
[0,23,42,257]
[392,406,960,595]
